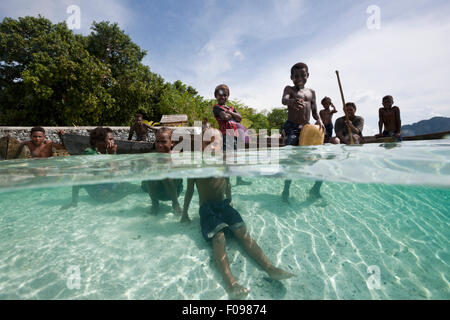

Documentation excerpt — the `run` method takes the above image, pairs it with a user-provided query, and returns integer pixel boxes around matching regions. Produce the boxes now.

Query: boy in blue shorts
[319,97,338,142]
[181,128,294,299]
[281,63,324,202]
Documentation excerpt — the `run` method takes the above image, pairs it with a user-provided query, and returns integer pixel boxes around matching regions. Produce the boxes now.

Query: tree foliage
[0,16,285,129]
[267,108,288,131]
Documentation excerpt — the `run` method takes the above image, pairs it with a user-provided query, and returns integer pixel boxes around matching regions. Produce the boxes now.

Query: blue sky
[1,0,450,134]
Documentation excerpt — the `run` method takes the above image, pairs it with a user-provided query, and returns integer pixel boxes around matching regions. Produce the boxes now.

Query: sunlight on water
[0,140,449,299]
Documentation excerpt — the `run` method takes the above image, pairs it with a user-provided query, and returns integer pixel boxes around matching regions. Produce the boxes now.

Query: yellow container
[299,124,324,146]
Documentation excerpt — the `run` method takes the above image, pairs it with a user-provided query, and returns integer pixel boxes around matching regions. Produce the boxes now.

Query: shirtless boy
[142,127,183,215]
[181,128,294,299]
[21,127,65,158]
[319,97,338,141]
[375,95,402,140]
[334,102,365,145]
[281,62,324,202]
[128,113,157,141]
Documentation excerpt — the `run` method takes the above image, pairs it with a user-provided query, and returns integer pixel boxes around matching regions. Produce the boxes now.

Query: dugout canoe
[362,130,450,144]
[2,130,448,159]
[61,133,155,155]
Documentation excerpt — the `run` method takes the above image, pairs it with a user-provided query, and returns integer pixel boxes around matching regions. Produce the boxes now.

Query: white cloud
[197,10,450,135]
[184,0,306,94]
[306,15,450,134]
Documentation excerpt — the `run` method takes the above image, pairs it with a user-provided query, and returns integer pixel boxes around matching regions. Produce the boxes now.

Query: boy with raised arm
[375,95,402,140]
[319,97,338,142]
[281,62,324,202]
[181,128,294,299]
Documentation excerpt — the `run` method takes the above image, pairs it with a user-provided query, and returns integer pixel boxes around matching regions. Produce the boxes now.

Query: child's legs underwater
[85,182,141,203]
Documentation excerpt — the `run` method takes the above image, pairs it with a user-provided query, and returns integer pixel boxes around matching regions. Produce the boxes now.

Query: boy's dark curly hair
[89,127,107,147]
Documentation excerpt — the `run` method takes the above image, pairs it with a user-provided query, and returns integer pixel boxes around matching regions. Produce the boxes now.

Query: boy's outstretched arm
[181,179,195,222]
[52,130,66,149]
[143,123,158,131]
[282,86,295,107]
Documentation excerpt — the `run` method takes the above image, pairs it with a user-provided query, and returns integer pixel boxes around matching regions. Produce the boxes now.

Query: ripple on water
[0,153,449,300]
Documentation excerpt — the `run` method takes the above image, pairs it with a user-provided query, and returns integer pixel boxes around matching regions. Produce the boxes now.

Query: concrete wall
[0,127,156,143]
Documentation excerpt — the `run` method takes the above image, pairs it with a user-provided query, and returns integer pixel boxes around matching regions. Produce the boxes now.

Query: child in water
[181,127,295,299]
[60,127,141,210]
[319,97,338,142]
[141,127,183,215]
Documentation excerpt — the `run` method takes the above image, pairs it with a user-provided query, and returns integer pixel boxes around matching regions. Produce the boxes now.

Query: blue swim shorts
[199,199,245,241]
[283,121,303,146]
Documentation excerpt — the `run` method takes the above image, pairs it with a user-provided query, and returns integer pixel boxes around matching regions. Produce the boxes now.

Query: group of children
[283,62,401,145]
[16,61,402,299]
[58,123,295,299]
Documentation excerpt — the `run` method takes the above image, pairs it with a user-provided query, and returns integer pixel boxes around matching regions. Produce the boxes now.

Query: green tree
[267,107,288,131]
[86,21,163,125]
[0,16,281,129]
[0,16,114,125]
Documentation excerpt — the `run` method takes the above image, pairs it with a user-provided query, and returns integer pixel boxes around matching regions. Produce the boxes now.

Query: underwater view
[0,140,449,300]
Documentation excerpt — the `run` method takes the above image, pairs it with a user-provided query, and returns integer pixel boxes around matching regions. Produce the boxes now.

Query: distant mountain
[402,117,450,136]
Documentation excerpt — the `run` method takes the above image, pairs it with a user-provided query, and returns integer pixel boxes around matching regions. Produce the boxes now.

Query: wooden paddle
[335,71,354,145]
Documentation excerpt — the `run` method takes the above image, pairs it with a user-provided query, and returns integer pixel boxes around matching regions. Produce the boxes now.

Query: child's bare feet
[267,267,295,280]
[173,204,183,216]
[228,283,249,300]
[308,189,322,200]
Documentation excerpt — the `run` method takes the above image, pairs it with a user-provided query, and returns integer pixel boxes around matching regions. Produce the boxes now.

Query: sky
[1,0,449,134]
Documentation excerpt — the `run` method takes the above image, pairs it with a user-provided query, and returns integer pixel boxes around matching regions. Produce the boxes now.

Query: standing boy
[375,95,402,140]
[281,62,324,202]
[181,128,294,299]
[128,113,157,141]
[212,84,251,186]
[319,97,338,142]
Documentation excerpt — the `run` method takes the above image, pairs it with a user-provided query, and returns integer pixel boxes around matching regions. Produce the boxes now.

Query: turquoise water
[0,140,449,299]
